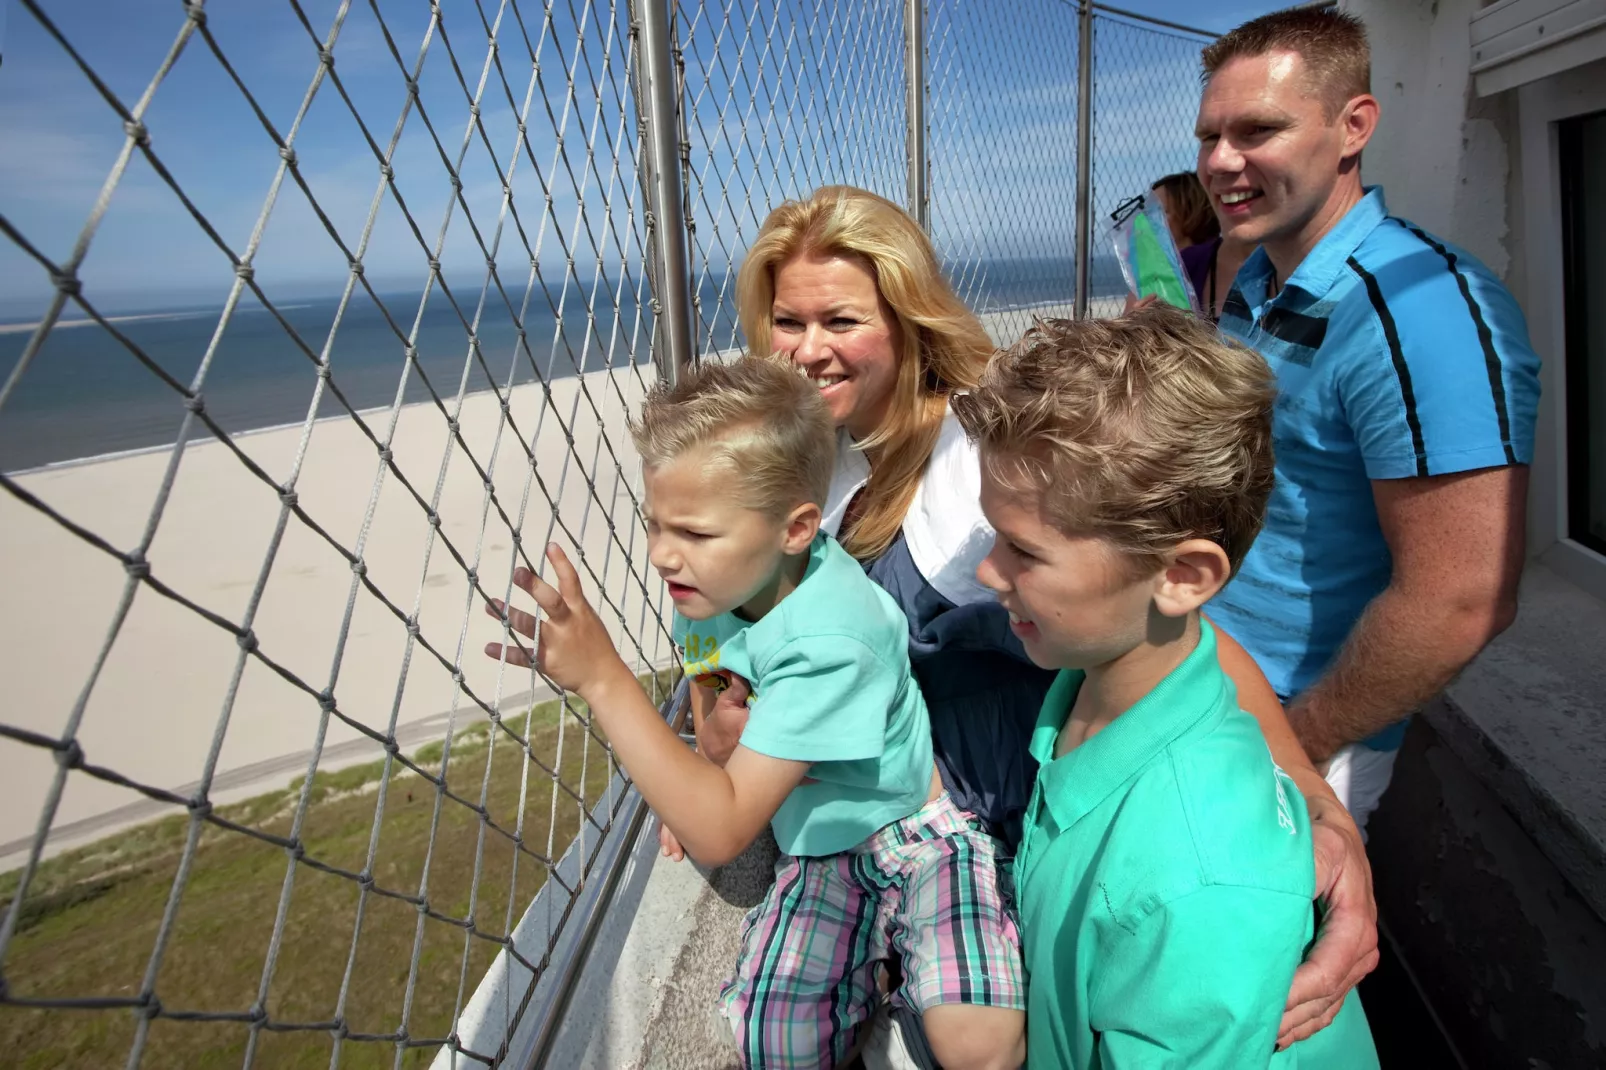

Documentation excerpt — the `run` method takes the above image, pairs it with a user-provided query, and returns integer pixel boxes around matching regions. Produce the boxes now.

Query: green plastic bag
[1109,194,1198,313]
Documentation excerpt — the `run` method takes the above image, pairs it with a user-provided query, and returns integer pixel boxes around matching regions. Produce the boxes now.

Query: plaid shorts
[718,792,1024,1069]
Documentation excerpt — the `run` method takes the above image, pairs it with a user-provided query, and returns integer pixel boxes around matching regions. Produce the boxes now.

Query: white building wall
[1342,0,1521,283]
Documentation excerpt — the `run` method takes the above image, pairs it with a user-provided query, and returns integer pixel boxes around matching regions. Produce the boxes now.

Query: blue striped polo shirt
[1210,187,1540,749]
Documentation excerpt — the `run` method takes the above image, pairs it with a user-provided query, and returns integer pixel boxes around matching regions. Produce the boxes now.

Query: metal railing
[0,1,1216,1066]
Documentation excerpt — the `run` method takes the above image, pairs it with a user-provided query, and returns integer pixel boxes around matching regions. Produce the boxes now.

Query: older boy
[953,309,1379,1068]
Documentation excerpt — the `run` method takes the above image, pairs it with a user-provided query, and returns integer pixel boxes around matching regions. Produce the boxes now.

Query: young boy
[951,308,1380,1069]
[484,355,1025,1070]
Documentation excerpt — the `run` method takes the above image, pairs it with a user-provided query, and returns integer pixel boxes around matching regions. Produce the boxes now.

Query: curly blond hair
[737,186,993,561]
[952,307,1276,572]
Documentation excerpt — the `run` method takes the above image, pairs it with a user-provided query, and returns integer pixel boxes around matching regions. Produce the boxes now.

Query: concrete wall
[1369,709,1606,1068]
[1343,0,1523,288]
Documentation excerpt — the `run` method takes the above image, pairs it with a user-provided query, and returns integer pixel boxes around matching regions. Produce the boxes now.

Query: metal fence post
[904,0,929,231]
[1073,0,1095,318]
[634,0,696,385]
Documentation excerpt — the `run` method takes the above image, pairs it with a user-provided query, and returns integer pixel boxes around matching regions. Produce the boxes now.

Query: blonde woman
[685,186,1379,1049]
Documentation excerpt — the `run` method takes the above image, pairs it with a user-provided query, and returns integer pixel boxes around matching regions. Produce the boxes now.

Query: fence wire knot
[56,739,85,771]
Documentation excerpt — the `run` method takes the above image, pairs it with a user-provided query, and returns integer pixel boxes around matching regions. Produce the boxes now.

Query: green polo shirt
[1015,620,1378,1069]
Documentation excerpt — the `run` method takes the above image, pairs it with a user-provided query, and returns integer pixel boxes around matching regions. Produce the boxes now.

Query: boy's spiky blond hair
[952,306,1276,572]
[630,354,835,517]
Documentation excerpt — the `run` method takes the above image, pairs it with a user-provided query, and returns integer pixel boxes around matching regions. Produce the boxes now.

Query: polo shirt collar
[1235,186,1388,310]
[1028,621,1228,831]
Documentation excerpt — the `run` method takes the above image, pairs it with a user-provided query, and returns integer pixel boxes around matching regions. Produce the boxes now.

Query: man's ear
[1152,539,1231,617]
[1339,93,1379,161]
[782,502,822,555]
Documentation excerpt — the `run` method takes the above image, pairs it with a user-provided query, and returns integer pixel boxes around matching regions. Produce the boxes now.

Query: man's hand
[1277,793,1380,1048]
[1122,292,1160,315]
[697,675,752,767]
[483,544,627,696]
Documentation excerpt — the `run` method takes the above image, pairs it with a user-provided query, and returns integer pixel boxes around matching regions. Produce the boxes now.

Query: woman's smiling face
[769,252,903,439]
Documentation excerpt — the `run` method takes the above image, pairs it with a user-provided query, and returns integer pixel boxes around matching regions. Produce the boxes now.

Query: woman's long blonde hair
[736,186,994,561]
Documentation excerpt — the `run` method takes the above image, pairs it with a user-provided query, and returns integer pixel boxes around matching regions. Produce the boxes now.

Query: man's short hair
[1201,8,1370,119]
[630,354,835,518]
[952,307,1276,573]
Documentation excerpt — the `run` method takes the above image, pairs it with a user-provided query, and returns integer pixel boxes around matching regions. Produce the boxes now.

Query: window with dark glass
[1560,110,1606,555]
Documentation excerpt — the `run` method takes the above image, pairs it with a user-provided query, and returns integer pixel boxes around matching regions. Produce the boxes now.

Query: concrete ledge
[1368,717,1606,1066]
[1430,562,1606,922]
[543,818,778,1070]
[1364,560,1606,1066]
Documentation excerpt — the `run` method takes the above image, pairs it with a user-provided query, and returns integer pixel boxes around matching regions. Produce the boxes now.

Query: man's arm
[1289,465,1528,764]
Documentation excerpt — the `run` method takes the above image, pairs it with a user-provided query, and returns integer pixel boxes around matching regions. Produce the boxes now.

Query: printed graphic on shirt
[1272,762,1297,836]
[682,631,722,675]
[681,630,757,707]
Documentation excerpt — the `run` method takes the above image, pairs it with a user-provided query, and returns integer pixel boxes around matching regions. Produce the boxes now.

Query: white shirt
[820,409,996,607]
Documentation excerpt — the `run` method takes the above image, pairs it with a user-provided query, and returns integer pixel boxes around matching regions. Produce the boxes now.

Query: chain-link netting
[0,2,1222,1066]
[0,1,677,1066]
[673,0,908,360]
[1087,10,1216,303]
[927,0,1083,346]
[927,5,1213,346]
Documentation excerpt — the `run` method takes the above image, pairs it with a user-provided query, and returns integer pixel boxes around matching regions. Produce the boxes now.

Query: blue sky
[0,1,1281,317]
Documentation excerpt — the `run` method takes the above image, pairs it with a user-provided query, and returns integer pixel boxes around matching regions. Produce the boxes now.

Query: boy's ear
[1152,539,1231,617]
[781,501,822,554]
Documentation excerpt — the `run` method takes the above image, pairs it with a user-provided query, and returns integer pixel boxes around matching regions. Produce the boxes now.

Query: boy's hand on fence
[484,544,625,696]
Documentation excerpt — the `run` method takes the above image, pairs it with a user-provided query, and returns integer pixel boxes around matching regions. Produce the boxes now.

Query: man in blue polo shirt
[1197,7,1540,841]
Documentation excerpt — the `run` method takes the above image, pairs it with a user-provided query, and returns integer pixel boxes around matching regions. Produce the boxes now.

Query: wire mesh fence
[927,0,1084,346]
[1086,8,1217,302]
[0,1,1221,1066]
[0,0,675,1066]
[673,0,909,360]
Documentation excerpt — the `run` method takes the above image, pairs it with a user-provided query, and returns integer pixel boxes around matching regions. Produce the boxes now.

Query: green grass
[0,672,674,1069]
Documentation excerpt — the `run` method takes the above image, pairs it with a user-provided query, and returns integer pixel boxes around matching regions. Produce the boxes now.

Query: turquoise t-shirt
[674,535,934,857]
[1015,621,1378,1069]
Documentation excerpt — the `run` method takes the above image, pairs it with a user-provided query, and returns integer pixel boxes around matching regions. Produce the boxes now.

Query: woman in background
[1151,170,1255,323]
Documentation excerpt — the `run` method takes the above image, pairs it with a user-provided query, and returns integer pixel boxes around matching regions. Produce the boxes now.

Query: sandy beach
[0,298,1113,867]
[0,363,671,866]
